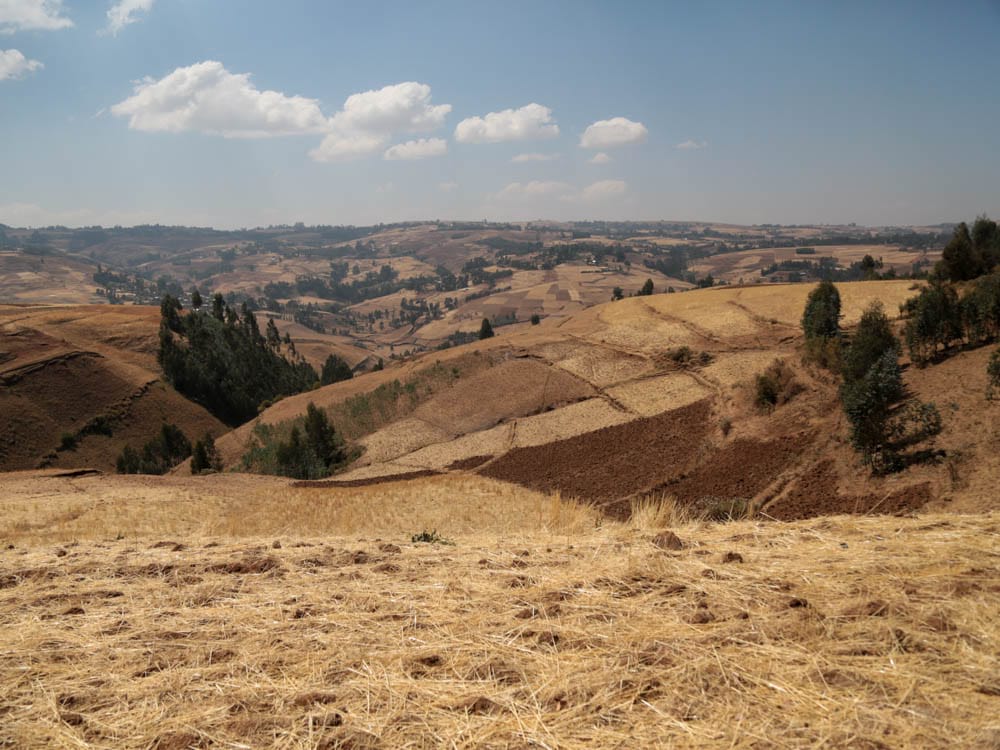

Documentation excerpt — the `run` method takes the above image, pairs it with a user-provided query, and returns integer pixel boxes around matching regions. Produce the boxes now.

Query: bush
[888,401,943,447]
[59,433,77,451]
[242,402,348,480]
[841,301,900,383]
[754,359,800,411]
[903,282,962,364]
[530,314,541,325]
[988,348,1000,400]
[665,346,713,368]
[841,349,903,463]
[117,423,191,475]
[410,529,454,545]
[191,432,222,474]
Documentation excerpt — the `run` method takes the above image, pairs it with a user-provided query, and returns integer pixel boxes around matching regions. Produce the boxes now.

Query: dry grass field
[0,252,103,305]
[690,245,939,285]
[0,471,998,748]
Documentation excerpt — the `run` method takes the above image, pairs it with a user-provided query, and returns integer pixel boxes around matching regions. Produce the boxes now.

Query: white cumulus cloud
[497,180,573,199]
[675,139,707,150]
[455,103,558,143]
[588,152,612,164]
[0,0,72,33]
[579,117,647,149]
[110,60,331,138]
[383,137,447,160]
[311,81,451,163]
[581,179,627,200]
[105,0,153,35]
[512,152,558,163]
[0,48,42,80]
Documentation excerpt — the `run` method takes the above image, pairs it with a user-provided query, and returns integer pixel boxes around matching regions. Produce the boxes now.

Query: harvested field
[605,373,710,417]
[391,423,514,471]
[509,398,633,448]
[356,417,451,465]
[552,344,651,387]
[0,471,997,748]
[412,358,595,435]
[479,400,713,508]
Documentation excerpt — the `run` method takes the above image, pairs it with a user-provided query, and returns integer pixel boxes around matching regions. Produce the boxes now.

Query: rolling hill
[210,280,997,519]
[0,304,225,472]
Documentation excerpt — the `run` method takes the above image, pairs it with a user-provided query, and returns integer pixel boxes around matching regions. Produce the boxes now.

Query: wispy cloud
[383,137,447,160]
[512,152,559,163]
[105,0,153,35]
[675,139,708,150]
[588,152,611,164]
[0,0,73,33]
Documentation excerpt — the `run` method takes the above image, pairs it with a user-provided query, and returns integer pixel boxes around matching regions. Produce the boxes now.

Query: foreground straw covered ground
[0,472,998,748]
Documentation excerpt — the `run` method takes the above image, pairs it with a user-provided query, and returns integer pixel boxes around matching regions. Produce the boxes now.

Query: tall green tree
[320,354,353,385]
[939,222,981,281]
[801,281,842,340]
[841,302,900,383]
[479,318,495,340]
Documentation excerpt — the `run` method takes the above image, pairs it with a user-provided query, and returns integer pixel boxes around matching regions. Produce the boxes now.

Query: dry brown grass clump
[0,474,998,748]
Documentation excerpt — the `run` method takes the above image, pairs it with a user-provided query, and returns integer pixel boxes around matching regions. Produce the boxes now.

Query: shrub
[841,301,900,384]
[59,433,77,451]
[242,402,348,480]
[903,282,962,364]
[191,432,222,475]
[116,423,191,475]
[410,529,454,545]
[840,350,904,465]
[665,346,713,368]
[988,348,1000,400]
[530,314,541,325]
[754,359,799,411]
[888,401,943,447]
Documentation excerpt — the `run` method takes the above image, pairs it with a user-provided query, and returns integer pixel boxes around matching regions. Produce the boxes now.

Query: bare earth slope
[0,305,225,471]
[0,472,997,748]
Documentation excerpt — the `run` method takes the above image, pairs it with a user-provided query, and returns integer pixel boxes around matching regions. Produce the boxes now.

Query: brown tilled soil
[765,460,935,520]
[478,400,712,510]
[662,434,811,510]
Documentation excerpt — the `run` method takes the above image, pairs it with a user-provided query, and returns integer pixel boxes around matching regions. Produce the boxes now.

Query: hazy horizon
[2,1,999,229]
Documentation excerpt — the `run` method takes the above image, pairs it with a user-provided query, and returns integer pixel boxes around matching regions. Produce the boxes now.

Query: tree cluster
[937,217,1000,282]
[158,293,318,426]
[116,423,191,475]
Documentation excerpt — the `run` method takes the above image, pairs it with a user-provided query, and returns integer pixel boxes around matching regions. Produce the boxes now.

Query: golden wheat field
[1,471,998,748]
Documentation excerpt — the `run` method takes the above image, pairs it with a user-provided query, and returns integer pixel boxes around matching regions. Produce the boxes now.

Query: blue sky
[1,0,999,228]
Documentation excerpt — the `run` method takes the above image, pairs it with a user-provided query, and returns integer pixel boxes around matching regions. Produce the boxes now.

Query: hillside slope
[0,305,225,472]
[210,280,1000,519]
